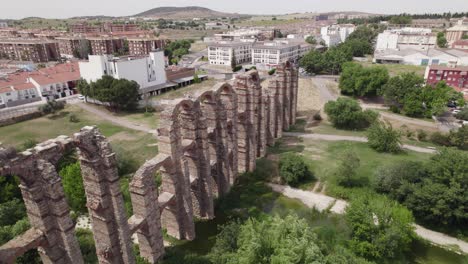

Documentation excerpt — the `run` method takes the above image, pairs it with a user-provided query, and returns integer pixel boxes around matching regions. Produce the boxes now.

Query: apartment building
[0,39,60,62]
[88,37,125,55]
[79,51,168,95]
[452,40,468,50]
[0,22,8,29]
[252,40,311,69]
[425,65,468,99]
[56,37,90,58]
[376,28,436,51]
[320,24,356,47]
[128,38,168,56]
[446,20,468,44]
[208,41,253,65]
[70,23,103,34]
[104,23,139,32]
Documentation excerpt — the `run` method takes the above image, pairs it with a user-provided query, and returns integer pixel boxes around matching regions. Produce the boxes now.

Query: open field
[235,18,309,27]
[0,105,157,166]
[357,61,427,77]
[158,29,219,40]
[190,41,208,52]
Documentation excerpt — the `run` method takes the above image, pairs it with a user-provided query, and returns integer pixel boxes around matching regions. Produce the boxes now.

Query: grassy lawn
[0,105,158,166]
[151,78,217,101]
[357,61,426,77]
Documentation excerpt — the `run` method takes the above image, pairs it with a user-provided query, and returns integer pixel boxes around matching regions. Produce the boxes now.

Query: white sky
[1,0,468,19]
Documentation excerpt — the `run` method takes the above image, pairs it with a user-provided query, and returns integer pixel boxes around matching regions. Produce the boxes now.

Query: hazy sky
[1,0,468,19]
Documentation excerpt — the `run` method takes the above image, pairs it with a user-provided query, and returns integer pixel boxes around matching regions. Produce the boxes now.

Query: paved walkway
[268,183,468,254]
[76,103,156,134]
[284,132,436,154]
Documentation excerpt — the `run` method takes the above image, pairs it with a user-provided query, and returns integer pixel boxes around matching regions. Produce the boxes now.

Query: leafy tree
[436,32,448,48]
[279,152,311,186]
[448,125,468,150]
[323,46,353,75]
[193,73,201,84]
[77,78,91,102]
[345,195,415,261]
[89,76,140,110]
[216,215,325,264]
[60,163,87,214]
[305,36,317,45]
[339,62,389,96]
[389,15,412,25]
[340,39,373,57]
[0,175,21,203]
[0,199,26,226]
[76,228,98,264]
[382,72,424,109]
[367,121,402,153]
[299,50,324,74]
[333,149,361,187]
[324,98,378,130]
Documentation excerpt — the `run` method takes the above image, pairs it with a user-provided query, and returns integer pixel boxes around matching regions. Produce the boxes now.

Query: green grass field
[358,61,427,77]
[0,105,158,166]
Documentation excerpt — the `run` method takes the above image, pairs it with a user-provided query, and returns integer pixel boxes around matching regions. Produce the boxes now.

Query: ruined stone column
[283,69,292,131]
[291,67,299,125]
[74,127,135,264]
[19,159,84,264]
[129,156,170,264]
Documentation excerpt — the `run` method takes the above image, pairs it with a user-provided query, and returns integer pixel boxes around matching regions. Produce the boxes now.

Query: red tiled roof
[0,86,13,94]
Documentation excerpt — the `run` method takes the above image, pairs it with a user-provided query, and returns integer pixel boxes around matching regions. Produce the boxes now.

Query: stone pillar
[291,67,298,125]
[129,156,168,264]
[74,127,135,264]
[20,160,84,264]
[158,108,195,240]
[283,70,292,131]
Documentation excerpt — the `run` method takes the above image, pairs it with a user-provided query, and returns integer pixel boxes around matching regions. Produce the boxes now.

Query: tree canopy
[324,98,378,130]
[366,121,402,153]
[339,62,389,96]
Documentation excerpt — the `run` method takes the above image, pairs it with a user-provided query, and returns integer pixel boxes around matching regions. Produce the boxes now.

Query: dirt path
[284,132,436,154]
[268,183,468,254]
[76,103,156,134]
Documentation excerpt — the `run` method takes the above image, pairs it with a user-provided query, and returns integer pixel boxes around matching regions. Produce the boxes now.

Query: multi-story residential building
[0,21,8,28]
[446,20,468,45]
[103,23,139,32]
[0,39,60,62]
[88,37,125,55]
[127,38,167,56]
[320,24,356,47]
[425,65,468,99]
[79,51,169,95]
[0,62,80,107]
[208,41,253,66]
[252,40,311,69]
[376,28,436,51]
[56,37,91,58]
[70,23,103,34]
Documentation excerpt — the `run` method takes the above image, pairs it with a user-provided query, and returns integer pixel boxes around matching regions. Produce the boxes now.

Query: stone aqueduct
[0,62,299,264]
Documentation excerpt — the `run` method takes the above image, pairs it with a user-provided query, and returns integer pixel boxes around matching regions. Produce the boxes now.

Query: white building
[320,24,355,47]
[208,41,253,66]
[376,28,436,51]
[373,48,468,66]
[252,40,312,69]
[79,51,168,94]
[0,22,8,29]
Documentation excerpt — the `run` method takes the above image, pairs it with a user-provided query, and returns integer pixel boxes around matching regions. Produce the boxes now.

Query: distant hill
[134,6,244,19]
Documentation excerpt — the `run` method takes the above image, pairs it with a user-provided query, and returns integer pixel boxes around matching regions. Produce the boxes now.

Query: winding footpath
[268,183,468,254]
[284,132,437,154]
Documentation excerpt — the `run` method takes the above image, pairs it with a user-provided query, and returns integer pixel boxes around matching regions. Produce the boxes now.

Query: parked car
[78,95,85,100]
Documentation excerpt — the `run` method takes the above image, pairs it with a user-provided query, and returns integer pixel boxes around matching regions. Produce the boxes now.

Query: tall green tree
[339,62,389,96]
[367,121,402,153]
[60,162,87,213]
[346,195,415,261]
[436,32,448,48]
[324,98,378,130]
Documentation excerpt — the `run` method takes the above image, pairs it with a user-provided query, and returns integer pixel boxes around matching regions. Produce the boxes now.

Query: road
[76,103,156,134]
[284,132,437,154]
[268,183,468,254]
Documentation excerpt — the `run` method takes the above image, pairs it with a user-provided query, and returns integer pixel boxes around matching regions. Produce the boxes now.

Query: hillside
[134,6,243,19]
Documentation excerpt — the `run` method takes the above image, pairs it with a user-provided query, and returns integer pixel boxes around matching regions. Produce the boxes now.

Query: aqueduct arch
[0,63,299,264]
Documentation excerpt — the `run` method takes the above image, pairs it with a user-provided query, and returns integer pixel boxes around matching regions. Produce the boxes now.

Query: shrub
[324,98,378,130]
[333,149,361,187]
[279,152,311,186]
[313,112,322,121]
[38,100,66,114]
[430,132,450,146]
[268,68,276,75]
[22,139,38,150]
[69,113,80,123]
[417,129,427,141]
[455,108,468,121]
[367,121,402,153]
[233,65,243,72]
